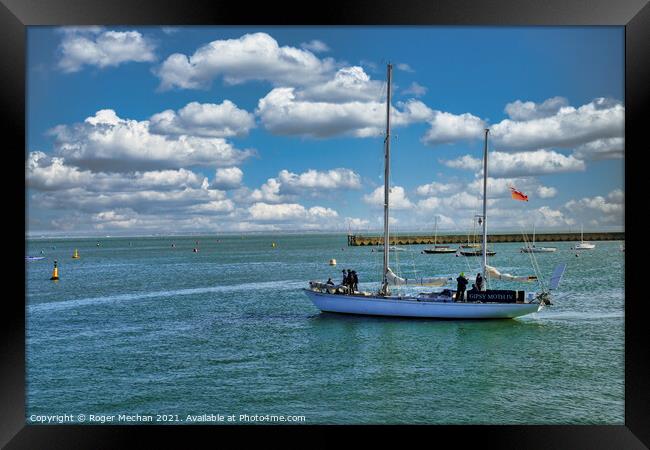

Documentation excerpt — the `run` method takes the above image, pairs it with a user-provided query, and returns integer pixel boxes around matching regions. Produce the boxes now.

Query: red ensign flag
[510,187,529,201]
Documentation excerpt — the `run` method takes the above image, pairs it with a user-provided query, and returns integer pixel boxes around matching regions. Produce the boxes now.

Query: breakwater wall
[347,232,624,246]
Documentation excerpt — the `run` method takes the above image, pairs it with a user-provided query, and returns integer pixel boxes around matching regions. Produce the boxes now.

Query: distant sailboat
[457,215,495,256]
[458,247,496,257]
[304,65,564,319]
[521,225,557,253]
[574,225,595,250]
[423,216,457,254]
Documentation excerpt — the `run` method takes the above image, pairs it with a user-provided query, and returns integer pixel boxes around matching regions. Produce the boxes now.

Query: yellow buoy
[329,259,337,266]
[50,260,59,280]
[72,249,80,259]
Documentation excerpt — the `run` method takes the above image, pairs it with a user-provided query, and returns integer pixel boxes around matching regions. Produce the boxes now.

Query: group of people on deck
[326,269,359,293]
[456,272,484,302]
[324,269,482,299]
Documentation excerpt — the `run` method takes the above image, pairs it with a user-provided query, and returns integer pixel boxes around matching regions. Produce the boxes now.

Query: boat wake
[29,279,304,313]
[524,311,623,321]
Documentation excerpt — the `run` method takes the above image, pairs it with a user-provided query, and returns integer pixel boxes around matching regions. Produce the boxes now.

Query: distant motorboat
[521,246,557,253]
[25,256,45,261]
[376,246,407,252]
[423,246,457,254]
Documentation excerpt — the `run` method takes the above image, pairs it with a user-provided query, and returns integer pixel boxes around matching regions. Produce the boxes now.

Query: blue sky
[26,26,624,236]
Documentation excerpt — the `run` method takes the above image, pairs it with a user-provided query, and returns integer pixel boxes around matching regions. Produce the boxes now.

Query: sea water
[25,234,624,424]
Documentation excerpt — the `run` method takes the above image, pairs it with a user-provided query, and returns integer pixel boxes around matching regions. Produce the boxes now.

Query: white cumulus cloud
[573,137,624,160]
[58,28,156,73]
[504,96,569,121]
[50,109,254,171]
[421,111,486,145]
[297,66,384,103]
[211,167,244,190]
[300,40,330,53]
[415,181,462,197]
[257,87,432,138]
[402,82,427,97]
[27,151,208,192]
[346,217,370,229]
[491,97,624,151]
[564,190,624,216]
[248,202,338,221]
[363,186,414,210]
[278,168,361,191]
[155,32,335,90]
[536,186,558,199]
[149,101,255,138]
[441,149,585,177]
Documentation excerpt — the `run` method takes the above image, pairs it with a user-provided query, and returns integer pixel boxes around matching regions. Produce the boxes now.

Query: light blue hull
[304,289,541,319]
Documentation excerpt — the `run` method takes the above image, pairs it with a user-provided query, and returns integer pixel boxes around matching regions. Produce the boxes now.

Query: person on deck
[476,273,484,291]
[351,271,359,292]
[456,272,469,302]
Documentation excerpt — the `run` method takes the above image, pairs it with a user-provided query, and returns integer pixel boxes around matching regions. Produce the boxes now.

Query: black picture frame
[4,0,648,447]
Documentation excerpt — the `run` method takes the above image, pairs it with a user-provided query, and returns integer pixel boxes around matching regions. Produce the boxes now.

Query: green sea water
[25,234,624,424]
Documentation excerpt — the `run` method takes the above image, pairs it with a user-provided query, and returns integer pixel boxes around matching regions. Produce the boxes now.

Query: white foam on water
[538,311,624,321]
[29,279,305,313]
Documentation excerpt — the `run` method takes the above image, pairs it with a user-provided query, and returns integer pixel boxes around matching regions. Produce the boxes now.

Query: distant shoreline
[25,229,625,241]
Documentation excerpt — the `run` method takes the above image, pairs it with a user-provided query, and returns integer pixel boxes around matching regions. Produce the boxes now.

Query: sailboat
[574,225,595,250]
[457,215,495,256]
[458,246,496,257]
[423,216,457,254]
[304,64,566,319]
[521,225,557,253]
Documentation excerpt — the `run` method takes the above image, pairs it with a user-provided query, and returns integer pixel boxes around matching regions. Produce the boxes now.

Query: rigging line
[524,230,546,291]
[410,244,419,278]
[521,229,546,292]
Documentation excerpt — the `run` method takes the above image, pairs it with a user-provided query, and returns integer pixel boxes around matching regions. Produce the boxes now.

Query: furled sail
[485,264,537,282]
[386,267,455,287]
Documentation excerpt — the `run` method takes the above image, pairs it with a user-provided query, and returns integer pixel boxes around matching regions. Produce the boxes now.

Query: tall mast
[434,215,438,245]
[381,63,392,295]
[482,128,489,284]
